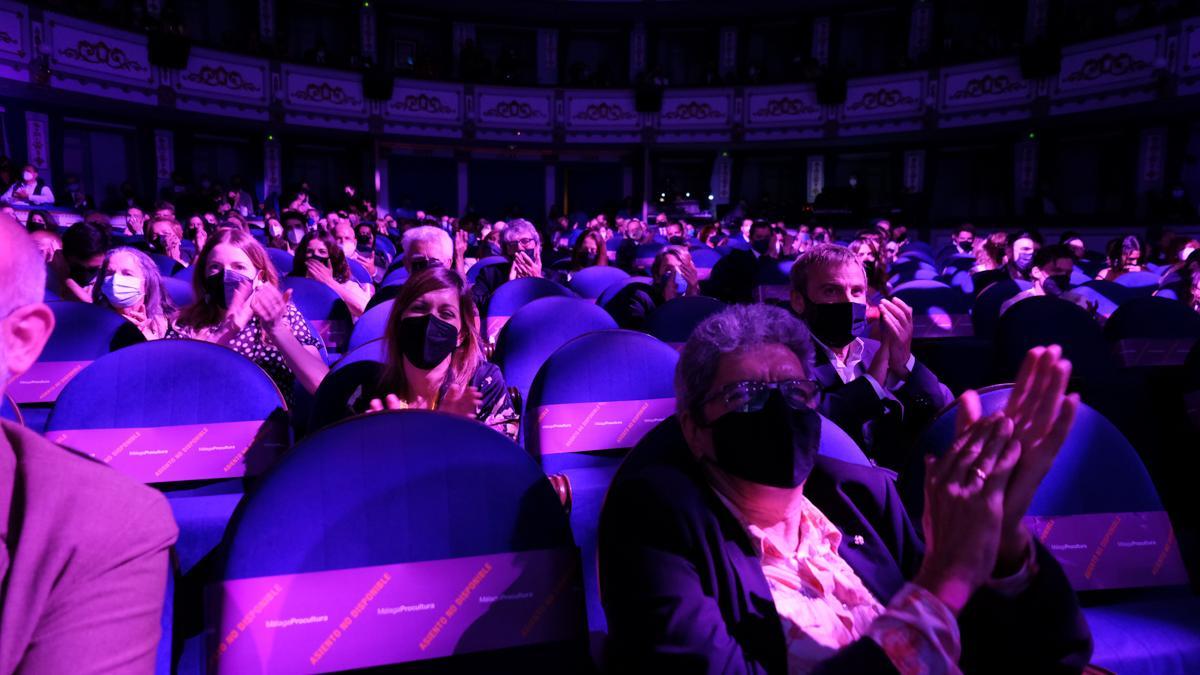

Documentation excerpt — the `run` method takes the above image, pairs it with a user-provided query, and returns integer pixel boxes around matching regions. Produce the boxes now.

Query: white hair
[501,219,540,245]
[401,225,453,260]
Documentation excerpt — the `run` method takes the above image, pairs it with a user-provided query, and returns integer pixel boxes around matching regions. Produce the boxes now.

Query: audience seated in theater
[54,220,111,302]
[937,222,976,262]
[971,231,1008,274]
[697,222,727,249]
[999,244,1093,316]
[1095,235,1145,281]
[568,230,609,271]
[1060,231,1088,261]
[470,219,548,309]
[615,218,652,271]
[146,216,192,269]
[291,231,373,318]
[355,267,518,439]
[848,236,890,302]
[92,247,176,340]
[29,229,61,263]
[704,220,781,304]
[168,228,327,404]
[0,164,54,206]
[152,200,176,222]
[277,211,308,254]
[0,215,178,672]
[262,215,287,251]
[607,245,702,330]
[1006,231,1041,282]
[24,209,56,234]
[789,244,952,469]
[401,224,455,275]
[116,206,144,238]
[353,221,391,282]
[598,303,1092,673]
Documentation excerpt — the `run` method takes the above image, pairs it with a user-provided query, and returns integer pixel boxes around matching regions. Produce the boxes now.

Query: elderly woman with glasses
[598,303,1091,673]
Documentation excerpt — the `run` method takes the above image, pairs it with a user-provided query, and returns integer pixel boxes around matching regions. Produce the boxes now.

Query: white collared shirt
[813,337,916,402]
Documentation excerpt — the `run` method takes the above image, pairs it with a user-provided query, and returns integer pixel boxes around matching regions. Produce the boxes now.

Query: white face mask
[286,228,305,245]
[22,171,34,182]
[269,223,283,238]
[102,272,144,308]
[341,241,357,258]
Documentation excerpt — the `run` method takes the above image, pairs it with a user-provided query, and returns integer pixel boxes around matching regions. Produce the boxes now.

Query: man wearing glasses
[598,303,1091,673]
[469,219,548,309]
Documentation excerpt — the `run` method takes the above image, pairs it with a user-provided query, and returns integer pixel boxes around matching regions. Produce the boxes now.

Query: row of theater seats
[7,234,1200,672]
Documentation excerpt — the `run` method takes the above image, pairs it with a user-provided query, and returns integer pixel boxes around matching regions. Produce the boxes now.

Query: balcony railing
[0,4,1195,144]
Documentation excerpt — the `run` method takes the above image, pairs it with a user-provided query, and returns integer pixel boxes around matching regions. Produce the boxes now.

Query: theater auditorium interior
[1,0,1200,673]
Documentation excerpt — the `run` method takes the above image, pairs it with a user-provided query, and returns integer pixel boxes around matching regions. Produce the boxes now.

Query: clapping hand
[878,298,914,378]
[250,284,294,338]
[368,393,428,412]
[440,382,483,418]
[914,411,1022,613]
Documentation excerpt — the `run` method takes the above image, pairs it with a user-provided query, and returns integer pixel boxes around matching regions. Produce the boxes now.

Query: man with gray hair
[789,243,951,468]
[0,215,178,672]
[401,225,455,274]
[470,218,547,309]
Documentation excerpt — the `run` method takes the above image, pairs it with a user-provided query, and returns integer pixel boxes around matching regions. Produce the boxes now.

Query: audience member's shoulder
[610,422,707,508]
[813,455,899,503]
[3,421,177,542]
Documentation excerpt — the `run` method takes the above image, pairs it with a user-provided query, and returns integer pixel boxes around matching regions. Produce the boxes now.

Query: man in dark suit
[0,215,178,672]
[599,303,1091,673]
[789,244,952,469]
[703,220,780,304]
[469,219,567,311]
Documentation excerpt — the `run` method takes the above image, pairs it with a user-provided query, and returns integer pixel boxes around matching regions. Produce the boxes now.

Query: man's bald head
[0,214,46,312]
[0,214,55,393]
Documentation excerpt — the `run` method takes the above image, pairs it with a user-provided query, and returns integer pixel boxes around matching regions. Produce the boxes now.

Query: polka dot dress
[166,303,320,405]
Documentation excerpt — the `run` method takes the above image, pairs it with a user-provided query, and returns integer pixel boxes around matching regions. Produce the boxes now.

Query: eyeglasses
[509,238,536,248]
[703,379,821,418]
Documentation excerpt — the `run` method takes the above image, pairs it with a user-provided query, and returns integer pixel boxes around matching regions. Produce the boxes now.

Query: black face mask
[751,238,771,255]
[1042,273,1073,296]
[958,241,974,253]
[311,255,331,268]
[709,390,822,488]
[70,263,101,287]
[802,300,869,349]
[357,233,374,252]
[398,314,458,370]
[669,235,687,245]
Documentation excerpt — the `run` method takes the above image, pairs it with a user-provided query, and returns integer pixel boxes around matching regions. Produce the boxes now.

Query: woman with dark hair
[25,209,57,233]
[167,228,327,404]
[1096,235,1144,281]
[358,266,517,439]
[697,223,725,249]
[290,231,373,318]
[262,215,287,251]
[570,230,609,270]
[91,247,175,340]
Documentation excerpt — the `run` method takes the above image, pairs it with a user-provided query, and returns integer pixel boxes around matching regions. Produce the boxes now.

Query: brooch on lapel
[850,535,866,547]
